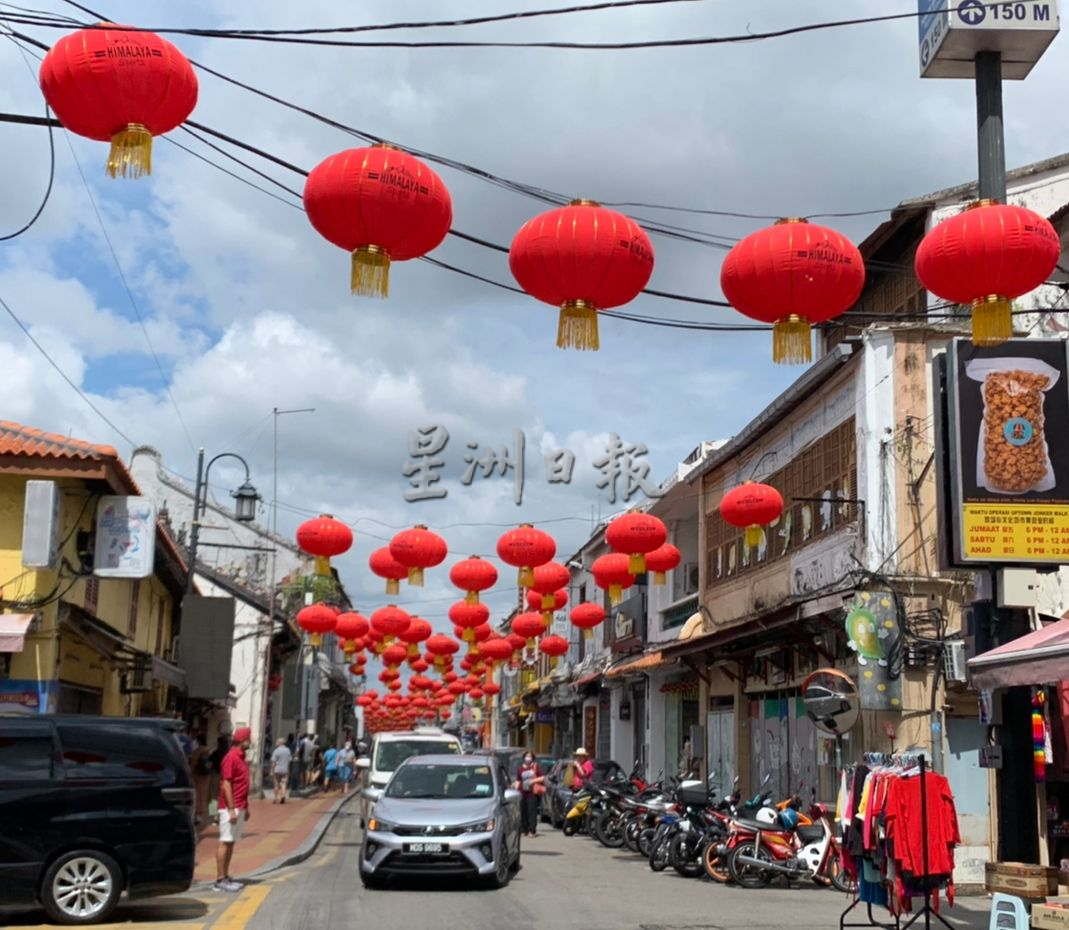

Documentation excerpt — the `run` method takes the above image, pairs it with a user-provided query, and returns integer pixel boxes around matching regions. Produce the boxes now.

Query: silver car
[360,754,522,889]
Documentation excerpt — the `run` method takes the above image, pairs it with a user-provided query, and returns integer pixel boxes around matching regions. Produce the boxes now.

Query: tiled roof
[0,421,119,461]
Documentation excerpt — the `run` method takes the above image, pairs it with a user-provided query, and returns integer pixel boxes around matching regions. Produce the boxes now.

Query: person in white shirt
[271,738,293,804]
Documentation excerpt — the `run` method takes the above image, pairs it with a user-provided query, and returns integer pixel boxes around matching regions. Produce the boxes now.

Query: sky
[0,0,1065,630]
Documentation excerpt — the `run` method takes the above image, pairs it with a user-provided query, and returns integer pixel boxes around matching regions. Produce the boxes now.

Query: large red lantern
[591,553,634,606]
[303,144,452,298]
[39,25,198,179]
[510,200,654,351]
[496,524,556,587]
[529,561,571,610]
[478,636,514,666]
[539,634,569,668]
[570,602,606,640]
[399,616,432,659]
[512,612,547,647]
[720,219,865,365]
[369,547,409,595]
[334,611,369,657]
[606,511,667,574]
[296,514,353,576]
[449,556,498,605]
[720,481,784,549]
[370,605,411,645]
[448,601,490,643]
[425,633,459,672]
[389,525,448,587]
[644,543,681,586]
[526,588,568,615]
[915,201,1060,346]
[296,603,337,647]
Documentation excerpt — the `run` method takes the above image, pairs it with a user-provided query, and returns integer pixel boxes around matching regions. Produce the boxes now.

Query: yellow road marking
[211,884,272,930]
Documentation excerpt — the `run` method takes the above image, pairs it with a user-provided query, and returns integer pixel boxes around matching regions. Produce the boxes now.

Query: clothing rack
[839,754,953,930]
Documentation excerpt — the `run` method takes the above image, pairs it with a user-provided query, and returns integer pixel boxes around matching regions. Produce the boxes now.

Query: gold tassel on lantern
[583,627,593,640]
[351,245,390,298]
[386,579,400,595]
[557,300,600,351]
[540,593,555,610]
[107,124,152,179]
[653,571,667,585]
[772,315,812,365]
[309,633,322,647]
[609,584,622,605]
[462,628,475,643]
[314,556,331,576]
[627,553,646,574]
[744,525,764,549]
[518,567,534,588]
[972,295,1013,347]
[465,591,479,606]
[407,566,425,587]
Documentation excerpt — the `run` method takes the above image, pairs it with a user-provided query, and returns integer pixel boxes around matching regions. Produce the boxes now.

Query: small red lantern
[529,561,571,610]
[348,662,364,676]
[512,612,547,647]
[496,524,556,587]
[389,525,448,587]
[410,658,430,673]
[469,687,485,701]
[591,553,635,606]
[356,694,374,707]
[449,601,490,643]
[526,588,568,615]
[303,144,452,298]
[334,611,370,657]
[399,616,432,659]
[449,556,499,605]
[570,602,606,640]
[369,547,409,595]
[296,514,353,576]
[426,633,459,672]
[606,511,667,574]
[382,643,409,671]
[482,681,501,697]
[915,201,1060,346]
[506,632,528,655]
[39,25,198,179]
[510,200,654,351]
[439,709,452,721]
[448,680,468,696]
[644,543,681,586]
[720,219,865,364]
[720,481,784,549]
[296,603,337,646]
[370,605,411,645]
[539,634,569,668]
[479,636,514,666]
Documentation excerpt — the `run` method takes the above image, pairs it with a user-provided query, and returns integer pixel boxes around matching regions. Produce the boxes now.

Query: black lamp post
[185,448,260,593]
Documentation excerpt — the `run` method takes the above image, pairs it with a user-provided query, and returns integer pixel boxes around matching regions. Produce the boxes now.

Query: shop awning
[151,656,187,689]
[968,618,1069,690]
[574,669,602,686]
[0,614,33,652]
[605,650,674,679]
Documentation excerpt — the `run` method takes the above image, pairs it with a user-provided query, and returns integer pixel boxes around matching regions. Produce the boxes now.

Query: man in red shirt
[214,727,252,892]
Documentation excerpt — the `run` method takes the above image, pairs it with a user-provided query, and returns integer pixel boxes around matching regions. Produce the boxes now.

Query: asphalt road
[0,810,995,930]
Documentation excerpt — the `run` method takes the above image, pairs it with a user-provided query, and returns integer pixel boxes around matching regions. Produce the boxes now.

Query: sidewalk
[193,787,356,883]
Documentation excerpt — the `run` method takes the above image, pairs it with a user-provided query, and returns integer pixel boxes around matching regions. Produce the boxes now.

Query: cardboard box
[1032,904,1069,930]
[986,862,1061,899]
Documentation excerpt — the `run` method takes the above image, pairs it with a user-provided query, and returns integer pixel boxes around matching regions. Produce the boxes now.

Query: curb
[245,790,359,879]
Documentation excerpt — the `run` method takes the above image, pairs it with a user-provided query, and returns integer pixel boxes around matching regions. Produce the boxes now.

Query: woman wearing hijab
[514,751,545,838]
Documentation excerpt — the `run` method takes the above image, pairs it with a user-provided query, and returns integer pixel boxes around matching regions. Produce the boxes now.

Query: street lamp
[185,448,261,593]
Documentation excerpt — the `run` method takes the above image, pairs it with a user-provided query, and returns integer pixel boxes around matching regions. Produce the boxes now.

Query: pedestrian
[189,734,212,826]
[337,741,356,795]
[270,738,292,804]
[323,743,339,792]
[572,747,594,789]
[515,750,545,838]
[299,733,315,787]
[209,735,229,808]
[214,726,252,893]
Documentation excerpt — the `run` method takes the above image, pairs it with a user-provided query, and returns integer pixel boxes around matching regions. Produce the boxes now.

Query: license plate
[405,842,447,854]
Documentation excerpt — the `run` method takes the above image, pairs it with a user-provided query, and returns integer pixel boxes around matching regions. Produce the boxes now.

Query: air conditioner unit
[121,658,153,694]
[943,641,967,683]
[683,563,700,594]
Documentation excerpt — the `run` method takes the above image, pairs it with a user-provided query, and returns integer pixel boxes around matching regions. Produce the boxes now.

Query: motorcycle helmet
[778,808,800,830]
[755,806,778,825]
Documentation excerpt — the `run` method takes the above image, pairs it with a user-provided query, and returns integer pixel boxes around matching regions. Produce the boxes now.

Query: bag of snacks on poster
[966,357,1060,495]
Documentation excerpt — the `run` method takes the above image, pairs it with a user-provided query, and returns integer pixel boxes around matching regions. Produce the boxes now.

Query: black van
[0,715,197,925]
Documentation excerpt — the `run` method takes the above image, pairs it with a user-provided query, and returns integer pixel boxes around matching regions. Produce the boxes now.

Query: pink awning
[968,618,1069,690]
[0,614,33,652]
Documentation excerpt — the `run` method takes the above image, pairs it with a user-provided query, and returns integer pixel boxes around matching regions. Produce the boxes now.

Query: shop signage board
[93,495,157,578]
[918,0,1060,79]
[946,338,1069,566]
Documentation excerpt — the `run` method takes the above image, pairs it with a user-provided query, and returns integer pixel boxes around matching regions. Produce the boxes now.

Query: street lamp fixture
[233,479,260,523]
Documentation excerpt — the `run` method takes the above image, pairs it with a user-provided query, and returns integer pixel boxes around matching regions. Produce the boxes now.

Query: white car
[357,728,462,826]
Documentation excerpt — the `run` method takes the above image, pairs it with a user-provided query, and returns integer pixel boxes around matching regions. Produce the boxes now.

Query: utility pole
[975,50,1007,202]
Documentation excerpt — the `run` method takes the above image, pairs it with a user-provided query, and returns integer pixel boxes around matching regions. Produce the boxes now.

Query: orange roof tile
[0,420,119,461]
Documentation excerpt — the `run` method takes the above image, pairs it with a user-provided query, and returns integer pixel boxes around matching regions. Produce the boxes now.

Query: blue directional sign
[918,0,948,39]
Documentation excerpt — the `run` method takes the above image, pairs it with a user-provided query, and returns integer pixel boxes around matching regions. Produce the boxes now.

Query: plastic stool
[989,893,1030,930]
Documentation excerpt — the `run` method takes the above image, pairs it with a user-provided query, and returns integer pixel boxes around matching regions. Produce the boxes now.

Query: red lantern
[449,556,498,605]
[356,694,374,707]
[571,602,606,640]
[389,525,448,587]
[539,634,569,668]
[591,553,634,606]
[303,145,452,298]
[526,588,568,615]
[382,644,408,671]
[512,612,547,647]
[39,25,198,179]
[496,524,556,587]
[606,511,667,574]
[720,219,865,365]
[296,514,353,576]
[296,603,337,646]
[439,709,452,721]
[410,658,430,674]
[399,616,432,659]
[370,605,411,645]
[915,201,1060,346]
[387,679,402,692]
[469,687,485,701]
[479,636,514,666]
[510,200,654,351]
[348,662,363,676]
[425,633,459,672]
[448,601,490,643]
[529,561,571,610]
[482,681,501,697]
[334,611,370,657]
[369,547,409,595]
[644,543,681,586]
[720,482,784,549]
[448,680,468,696]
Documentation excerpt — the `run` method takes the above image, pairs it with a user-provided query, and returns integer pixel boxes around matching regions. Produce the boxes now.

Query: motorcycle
[701,775,775,883]
[669,776,742,878]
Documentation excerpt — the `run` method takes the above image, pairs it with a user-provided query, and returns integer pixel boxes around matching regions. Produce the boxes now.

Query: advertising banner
[947,338,1069,565]
[93,495,157,578]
